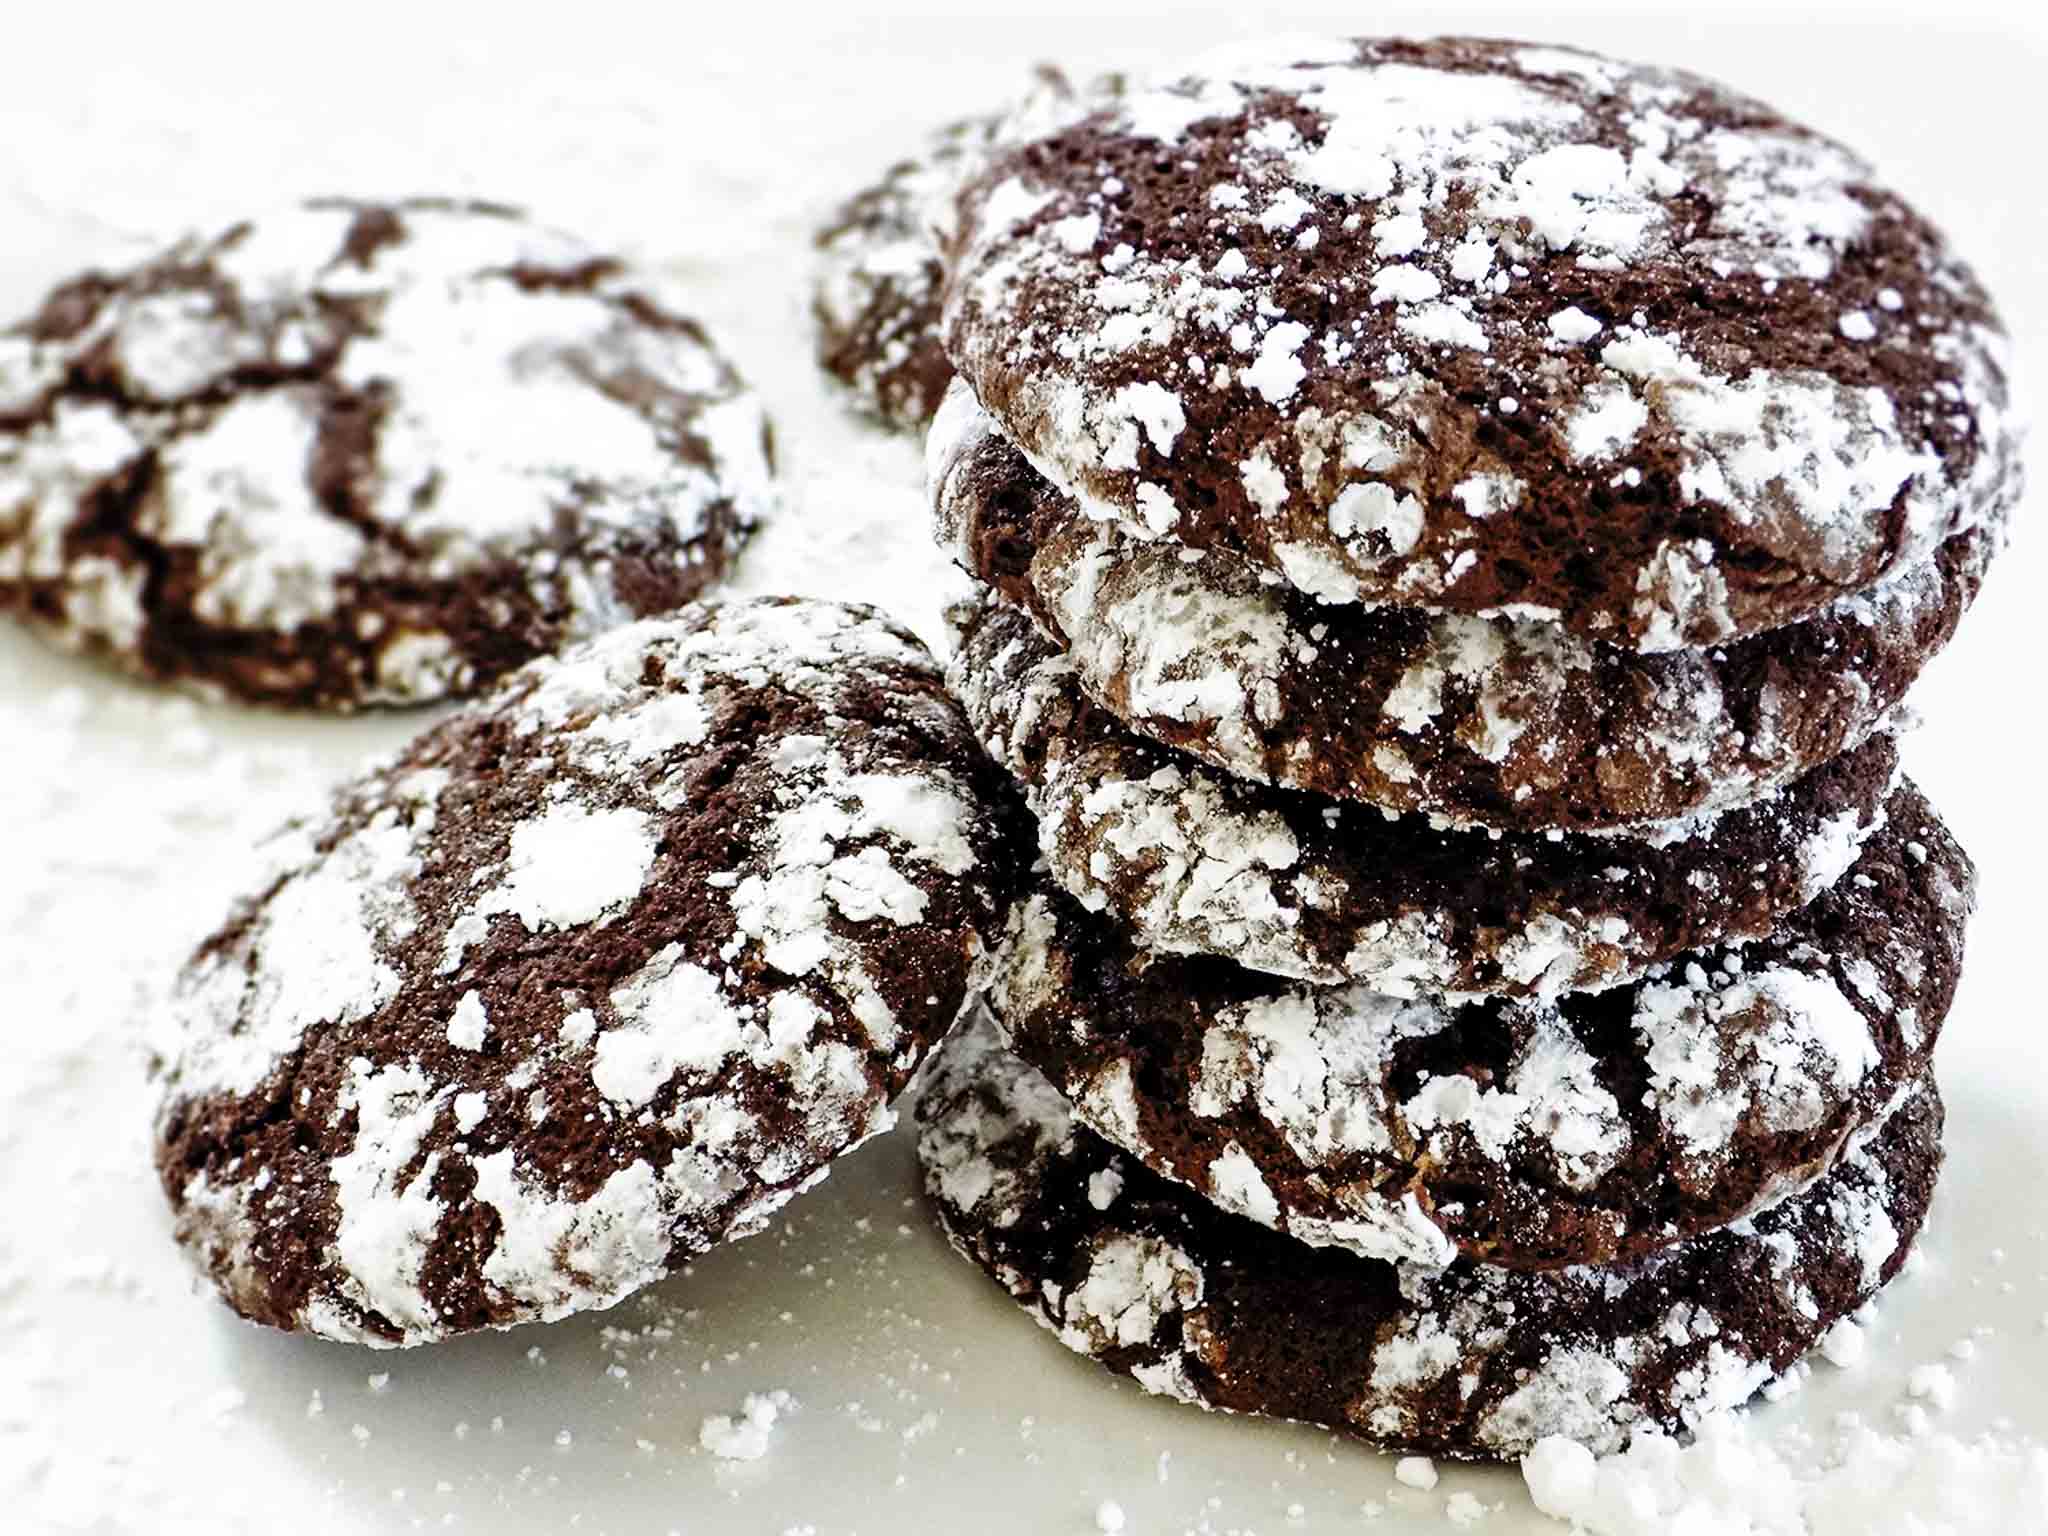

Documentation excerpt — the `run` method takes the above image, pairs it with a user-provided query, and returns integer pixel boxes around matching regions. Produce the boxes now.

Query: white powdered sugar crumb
[1394,1455,1439,1490]
[698,1390,796,1461]
[1820,1317,1867,1369]
[1523,1409,2048,1533]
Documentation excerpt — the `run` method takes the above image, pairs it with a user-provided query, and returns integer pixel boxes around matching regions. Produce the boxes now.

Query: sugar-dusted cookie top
[1,199,774,707]
[942,37,2021,650]
[152,597,1026,1345]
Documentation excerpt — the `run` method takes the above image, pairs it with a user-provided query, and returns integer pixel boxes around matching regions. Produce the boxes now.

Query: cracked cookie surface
[931,367,2000,833]
[151,597,1027,1345]
[980,785,1967,1270]
[919,1011,1942,1460]
[951,594,1900,995]
[941,36,2021,651]
[1,198,775,707]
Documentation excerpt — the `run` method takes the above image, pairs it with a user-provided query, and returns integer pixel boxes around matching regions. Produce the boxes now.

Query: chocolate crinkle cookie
[932,380,2001,831]
[981,785,1967,1270]
[951,592,1903,996]
[919,1012,1942,1460]
[941,36,2022,651]
[151,597,1028,1345]
[0,198,775,708]
[812,67,1121,431]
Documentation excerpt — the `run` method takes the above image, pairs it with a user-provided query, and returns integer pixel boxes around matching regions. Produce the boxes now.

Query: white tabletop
[2,6,2043,1532]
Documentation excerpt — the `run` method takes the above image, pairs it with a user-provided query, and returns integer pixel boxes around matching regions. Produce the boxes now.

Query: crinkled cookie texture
[983,786,1967,1270]
[941,35,2022,652]
[918,1012,1942,1460]
[0,198,775,708]
[151,598,1026,1346]
[932,380,2000,831]
[812,67,1120,432]
[952,595,1900,995]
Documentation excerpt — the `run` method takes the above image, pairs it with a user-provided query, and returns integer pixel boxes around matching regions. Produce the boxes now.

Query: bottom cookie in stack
[918,1010,1942,1460]
[915,778,1973,1459]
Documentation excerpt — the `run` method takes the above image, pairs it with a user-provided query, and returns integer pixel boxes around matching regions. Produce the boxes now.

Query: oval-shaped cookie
[952,593,1899,995]
[920,1013,1941,1460]
[151,597,1025,1345]
[983,785,1967,1270]
[932,383,1998,831]
[0,198,775,708]
[941,36,2020,652]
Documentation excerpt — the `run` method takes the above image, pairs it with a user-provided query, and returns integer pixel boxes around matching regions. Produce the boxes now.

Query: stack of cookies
[910,36,2022,1459]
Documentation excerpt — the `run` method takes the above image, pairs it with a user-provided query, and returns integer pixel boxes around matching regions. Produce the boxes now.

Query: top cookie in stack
[907,34,2017,1461]
[935,34,2018,833]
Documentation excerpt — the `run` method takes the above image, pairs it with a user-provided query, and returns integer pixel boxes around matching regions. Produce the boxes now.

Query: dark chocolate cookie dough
[0,199,774,707]
[152,597,1025,1345]
[941,37,2020,651]
[920,1011,1943,1459]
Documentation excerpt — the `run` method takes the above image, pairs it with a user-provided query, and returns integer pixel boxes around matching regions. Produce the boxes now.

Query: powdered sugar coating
[812,69,1121,432]
[951,593,1895,994]
[917,1011,1942,1459]
[0,199,774,707]
[982,783,1967,1270]
[152,597,1023,1345]
[942,36,2022,651]
[933,386,2002,830]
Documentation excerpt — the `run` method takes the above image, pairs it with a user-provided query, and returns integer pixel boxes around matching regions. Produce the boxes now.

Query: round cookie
[0,198,775,708]
[952,594,1900,996]
[932,381,1999,831]
[918,1012,1942,1460]
[941,36,2021,651]
[982,784,1968,1270]
[151,597,1025,1346]
[813,67,1118,431]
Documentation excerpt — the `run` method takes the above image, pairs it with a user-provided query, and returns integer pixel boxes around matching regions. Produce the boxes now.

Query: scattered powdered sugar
[1394,1455,1440,1490]
[1523,1404,2048,1533]
[698,1389,796,1461]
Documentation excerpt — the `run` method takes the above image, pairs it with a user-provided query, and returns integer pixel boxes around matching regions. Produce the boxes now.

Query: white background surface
[2,4,2044,1531]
